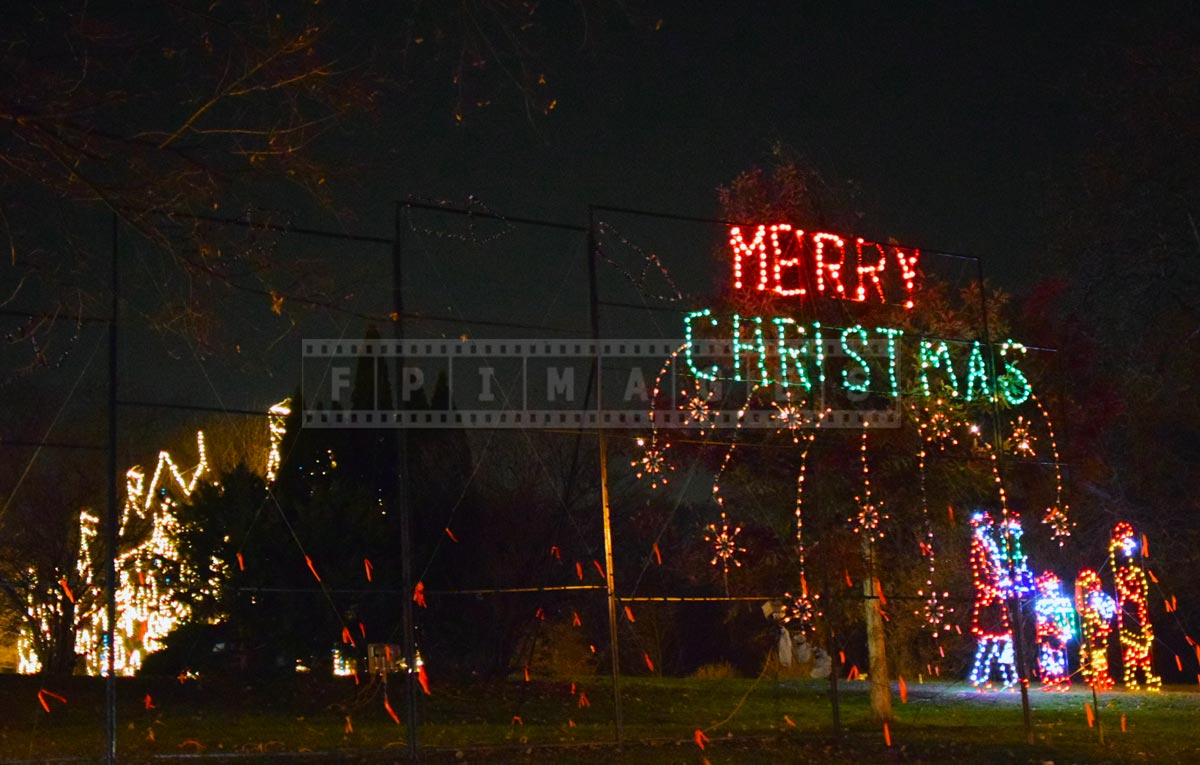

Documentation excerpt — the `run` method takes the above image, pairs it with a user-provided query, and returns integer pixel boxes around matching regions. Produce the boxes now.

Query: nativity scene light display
[633,220,1163,692]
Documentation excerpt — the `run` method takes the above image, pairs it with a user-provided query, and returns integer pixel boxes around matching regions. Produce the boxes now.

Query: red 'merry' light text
[730,224,919,308]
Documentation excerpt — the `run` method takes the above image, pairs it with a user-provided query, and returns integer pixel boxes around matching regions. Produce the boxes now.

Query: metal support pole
[392,204,420,761]
[827,583,842,741]
[586,206,623,745]
[598,433,624,744]
[976,261,1034,745]
[106,213,119,765]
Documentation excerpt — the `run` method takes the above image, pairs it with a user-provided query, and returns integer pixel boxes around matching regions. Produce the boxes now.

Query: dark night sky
[3,2,1185,443]
[354,2,1101,290]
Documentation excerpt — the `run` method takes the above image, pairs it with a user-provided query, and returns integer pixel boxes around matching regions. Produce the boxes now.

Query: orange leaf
[1177,655,1184,672]
[59,578,75,604]
[236,552,245,572]
[444,527,459,543]
[1085,702,1095,728]
[363,558,373,582]
[358,622,366,639]
[875,580,887,607]
[898,675,908,704]
[413,581,427,608]
[568,719,576,728]
[784,714,796,727]
[847,665,859,681]
[652,543,662,565]
[593,560,606,579]
[948,505,955,524]
[512,716,524,725]
[624,605,636,623]
[418,665,431,696]
[694,729,709,750]
[524,665,530,682]
[572,611,582,627]
[844,570,853,588]
[1121,713,1127,732]
[550,546,560,559]
[305,555,321,583]
[144,694,155,710]
[643,652,655,672]
[576,562,584,581]
[535,607,545,621]
[883,722,892,747]
[344,716,353,734]
[1142,534,1149,557]
[384,697,400,724]
[578,692,590,708]
[570,682,576,695]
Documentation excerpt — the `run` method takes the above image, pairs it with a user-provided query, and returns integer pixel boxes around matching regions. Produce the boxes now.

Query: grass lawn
[2,672,1199,763]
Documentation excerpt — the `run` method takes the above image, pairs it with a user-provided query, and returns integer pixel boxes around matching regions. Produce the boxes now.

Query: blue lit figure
[1034,571,1076,691]
[968,511,1017,689]
[996,515,1035,599]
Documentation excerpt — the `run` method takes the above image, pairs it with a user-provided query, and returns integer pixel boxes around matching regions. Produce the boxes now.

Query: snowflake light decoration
[772,400,808,443]
[1008,416,1037,457]
[917,588,954,639]
[705,511,745,574]
[632,437,673,488]
[849,430,888,541]
[780,590,821,630]
[680,386,717,434]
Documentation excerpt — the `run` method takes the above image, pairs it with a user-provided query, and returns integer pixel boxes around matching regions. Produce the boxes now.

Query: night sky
[356,2,1101,288]
[1,2,1191,451]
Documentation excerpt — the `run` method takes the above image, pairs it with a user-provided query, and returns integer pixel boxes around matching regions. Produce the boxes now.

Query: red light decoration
[729,224,919,307]
[968,511,1016,689]
[705,511,745,575]
[1031,393,1072,542]
[849,427,887,541]
[1109,522,1161,691]
[912,405,954,648]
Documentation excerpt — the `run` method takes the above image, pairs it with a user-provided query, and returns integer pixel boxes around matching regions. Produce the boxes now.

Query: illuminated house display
[18,401,289,676]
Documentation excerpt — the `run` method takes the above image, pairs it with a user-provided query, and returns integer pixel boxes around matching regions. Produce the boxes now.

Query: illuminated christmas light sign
[730,224,919,308]
[683,310,1033,404]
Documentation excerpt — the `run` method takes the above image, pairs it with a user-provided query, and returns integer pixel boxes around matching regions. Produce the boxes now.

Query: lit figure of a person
[1033,571,1075,691]
[1109,522,1161,691]
[968,511,1015,689]
[1075,568,1116,691]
